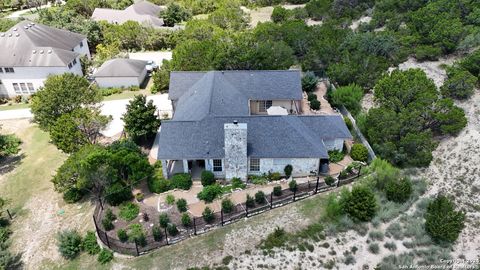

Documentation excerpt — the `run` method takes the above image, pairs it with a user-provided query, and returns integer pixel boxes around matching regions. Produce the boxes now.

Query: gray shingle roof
[0,21,85,67]
[91,1,165,27]
[157,115,352,160]
[170,70,303,121]
[93,58,147,77]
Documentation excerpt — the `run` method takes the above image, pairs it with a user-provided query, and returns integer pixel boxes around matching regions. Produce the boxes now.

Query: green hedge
[171,173,193,190]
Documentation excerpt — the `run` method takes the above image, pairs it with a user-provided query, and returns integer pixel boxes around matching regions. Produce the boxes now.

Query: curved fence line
[93,169,363,256]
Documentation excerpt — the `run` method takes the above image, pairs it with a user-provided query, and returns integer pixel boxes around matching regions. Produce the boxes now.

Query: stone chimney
[224,121,248,181]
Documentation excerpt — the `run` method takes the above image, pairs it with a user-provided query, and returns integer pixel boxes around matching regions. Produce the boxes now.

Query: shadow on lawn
[0,154,25,175]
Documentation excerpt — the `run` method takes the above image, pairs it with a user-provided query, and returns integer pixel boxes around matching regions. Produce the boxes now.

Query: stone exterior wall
[248,158,320,177]
[224,123,248,180]
[323,138,344,151]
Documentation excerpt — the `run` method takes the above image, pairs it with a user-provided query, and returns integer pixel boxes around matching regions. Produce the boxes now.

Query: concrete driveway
[0,94,172,137]
[128,51,172,67]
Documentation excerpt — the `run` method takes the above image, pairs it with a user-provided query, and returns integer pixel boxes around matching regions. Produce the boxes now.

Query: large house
[156,70,352,181]
[93,58,148,88]
[0,21,90,98]
[91,1,166,28]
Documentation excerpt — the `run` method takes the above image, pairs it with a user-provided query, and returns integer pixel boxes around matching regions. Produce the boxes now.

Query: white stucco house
[156,70,352,181]
[0,21,90,98]
[93,58,148,88]
[91,1,166,28]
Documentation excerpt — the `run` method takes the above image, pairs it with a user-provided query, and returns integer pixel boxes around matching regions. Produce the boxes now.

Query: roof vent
[15,33,19,37]
[0,33,4,37]
[32,50,36,54]
[8,33,12,37]
[40,50,44,54]
[24,26,28,29]
[31,23,35,26]
[47,49,52,54]
[13,28,17,31]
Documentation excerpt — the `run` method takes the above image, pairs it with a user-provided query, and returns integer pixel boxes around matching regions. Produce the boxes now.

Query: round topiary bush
[255,191,266,204]
[284,164,293,178]
[201,170,215,186]
[221,198,234,213]
[310,99,320,110]
[181,213,192,227]
[176,198,188,212]
[202,207,215,224]
[307,93,318,102]
[273,186,282,196]
[167,223,179,236]
[159,213,170,228]
[325,176,335,186]
[152,225,162,241]
[197,184,223,203]
[117,229,128,242]
[289,179,297,192]
[350,143,369,162]
[171,173,192,190]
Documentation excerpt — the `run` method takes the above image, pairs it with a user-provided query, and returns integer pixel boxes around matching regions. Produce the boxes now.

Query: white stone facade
[248,158,320,177]
[224,123,248,180]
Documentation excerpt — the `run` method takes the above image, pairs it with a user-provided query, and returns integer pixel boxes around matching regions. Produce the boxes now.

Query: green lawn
[0,103,30,111]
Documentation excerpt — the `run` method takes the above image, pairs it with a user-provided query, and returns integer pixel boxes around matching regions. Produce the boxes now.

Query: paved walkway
[301,81,338,115]
[0,94,173,137]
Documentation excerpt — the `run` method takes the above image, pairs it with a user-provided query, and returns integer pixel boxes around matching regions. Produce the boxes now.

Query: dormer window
[4,67,14,73]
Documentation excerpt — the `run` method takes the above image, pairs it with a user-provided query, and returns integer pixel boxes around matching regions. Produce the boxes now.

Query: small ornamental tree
[117,229,128,242]
[0,132,21,158]
[302,71,318,92]
[159,213,170,228]
[289,179,297,192]
[385,178,413,203]
[246,194,255,208]
[273,186,282,196]
[324,176,335,186]
[255,191,266,204]
[310,99,321,110]
[181,213,192,227]
[202,206,215,224]
[176,198,188,212]
[350,143,369,162]
[57,230,82,260]
[167,223,179,236]
[201,170,216,186]
[425,195,465,244]
[152,225,162,241]
[284,164,293,178]
[122,95,161,144]
[197,184,222,203]
[161,3,191,27]
[221,198,234,213]
[343,186,377,222]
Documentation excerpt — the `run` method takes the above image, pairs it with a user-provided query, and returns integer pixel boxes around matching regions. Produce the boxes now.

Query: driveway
[0,94,172,137]
[128,51,172,67]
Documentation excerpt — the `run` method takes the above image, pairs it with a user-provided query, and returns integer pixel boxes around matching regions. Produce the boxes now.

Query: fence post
[6,209,13,220]
[315,177,319,194]
[165,227,169,245]
[221,209,224,226]
[293,189,296,202]
[193,217,197,235]
[308,180,310,189]
[104,231,110,248]
[134,240,139,256]
[270,192,273,209]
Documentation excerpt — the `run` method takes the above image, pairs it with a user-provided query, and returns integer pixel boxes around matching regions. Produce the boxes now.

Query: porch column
[183,159,189,174]
[161,159,169,179]
[205,159,211,171]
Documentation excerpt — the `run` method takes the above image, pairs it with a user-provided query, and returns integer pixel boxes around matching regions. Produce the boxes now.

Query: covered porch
[160,159,208,180]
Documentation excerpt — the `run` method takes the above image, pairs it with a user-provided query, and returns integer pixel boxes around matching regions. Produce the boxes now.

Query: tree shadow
[0,153,25,175]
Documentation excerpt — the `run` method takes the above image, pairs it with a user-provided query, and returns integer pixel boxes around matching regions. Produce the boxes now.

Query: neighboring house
[0,21,90,98]
[157,70,352,181]
[91,1,166,28]
[93,58,148,88]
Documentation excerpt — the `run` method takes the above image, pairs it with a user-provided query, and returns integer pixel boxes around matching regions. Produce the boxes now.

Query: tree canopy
[122,95,161,144]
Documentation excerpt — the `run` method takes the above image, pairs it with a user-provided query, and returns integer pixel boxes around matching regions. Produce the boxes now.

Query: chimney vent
[233,120,238,125]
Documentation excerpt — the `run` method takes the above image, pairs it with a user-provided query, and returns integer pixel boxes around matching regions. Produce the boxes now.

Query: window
[72,58,77,65]
[68,63,72,69]
[258,100,273,112]
[4,67,14,73]
[250,159,260,172]
[0,68,3,73]
[20,83,28,94]
[12,83,20,94]
[213,159,222,172]
[27,83,35,93]
[79,41,83,48]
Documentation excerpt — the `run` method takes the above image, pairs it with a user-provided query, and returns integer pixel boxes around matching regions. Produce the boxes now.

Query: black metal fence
[93,170,362,256]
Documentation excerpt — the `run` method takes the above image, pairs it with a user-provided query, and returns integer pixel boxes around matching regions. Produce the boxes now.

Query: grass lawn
[0,103,30,111]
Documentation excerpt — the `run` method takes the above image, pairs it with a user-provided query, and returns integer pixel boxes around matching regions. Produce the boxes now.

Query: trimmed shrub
[325,176,335,186]
[202,207,215,224]
[102,218,114,231]
[289,179,298,192]
[201,170,216,186]
[181,213,192,227]
[441,67,478,100]
[231,177,246,189]
[166,194,175,205]
[302,71,318,92]
[148,176,171,193]
[117,229,128,242]
[343,186,377,222]
[350,143,368,162]
[82,231,100,255]
[385,178,413,203]
[310,99,320,110]
[135,192,144,202]
[273,186,282,196]
[119,202,140,222]
[171,173,192,190]
[328,149,345,163]
[425,195,465,244]
[63,188,83,203]
[368,243,380,254]
[57,230,82,260]
[105,208,116,222]
[331,84,363,115]
[221,198,234,213]
[159,213,170,228]
[97,249,113,264]
[255,191,266,204]
[344,116,353,131]
[284,164,293,178]
[197,184,223,203]
[271,6,289,23]
[246,194,255,208]
[128,224,146,246]
[167,224,179,236]
[307,93,318,102]
[268,172,282,181]
[152,225,162,241]
[176,198,188,212]
[415,45,442,61]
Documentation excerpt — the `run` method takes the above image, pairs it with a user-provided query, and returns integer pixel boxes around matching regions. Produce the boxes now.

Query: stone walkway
[301,81,338,115]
